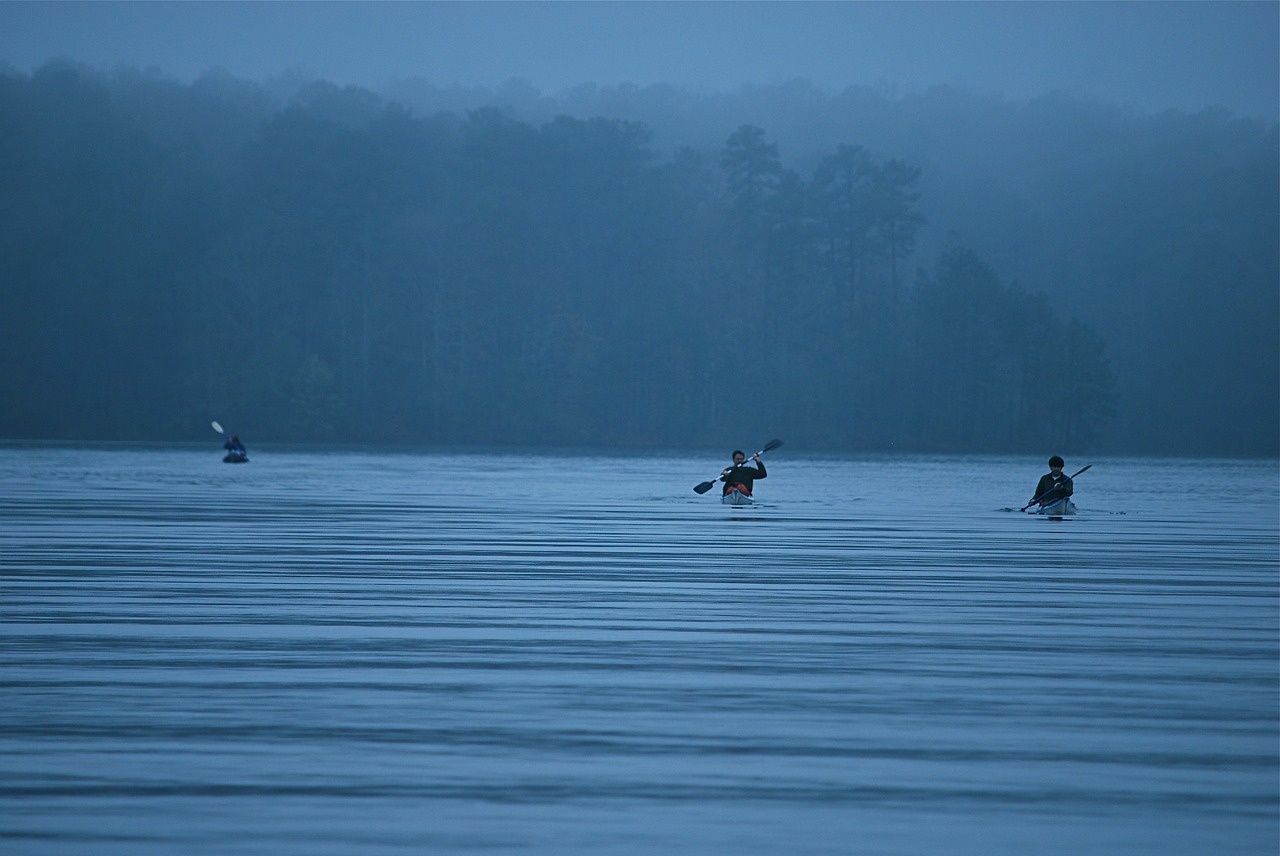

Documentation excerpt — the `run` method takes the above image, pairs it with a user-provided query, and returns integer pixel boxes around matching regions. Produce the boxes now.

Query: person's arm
[1031,475,1051,502]
[753,458,766,479]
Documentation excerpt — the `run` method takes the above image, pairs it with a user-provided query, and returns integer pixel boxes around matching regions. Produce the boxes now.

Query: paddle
[211,420,224,435]
[1021,464,1091,511]
[694,439,783,494]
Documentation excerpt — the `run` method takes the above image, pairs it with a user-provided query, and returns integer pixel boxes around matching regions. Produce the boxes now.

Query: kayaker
[721,449,767,499]
[1030,455,1073,507]
[223,435,248,461]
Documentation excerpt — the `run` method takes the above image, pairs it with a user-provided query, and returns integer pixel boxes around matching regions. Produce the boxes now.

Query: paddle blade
[211,421,224,434]
[693,480,716,495]
[761,438,783,454]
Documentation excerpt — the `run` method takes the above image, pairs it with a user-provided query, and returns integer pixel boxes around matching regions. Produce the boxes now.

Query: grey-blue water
[2,447,1276,855]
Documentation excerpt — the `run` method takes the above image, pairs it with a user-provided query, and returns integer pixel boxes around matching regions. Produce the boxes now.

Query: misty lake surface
[1,446,1276,855]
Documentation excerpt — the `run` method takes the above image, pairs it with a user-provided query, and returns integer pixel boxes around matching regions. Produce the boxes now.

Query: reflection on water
[1,447,1276,855]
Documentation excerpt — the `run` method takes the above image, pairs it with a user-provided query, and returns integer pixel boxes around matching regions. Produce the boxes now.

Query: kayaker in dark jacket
[721,449,767,497]
[1031,455,1073,506]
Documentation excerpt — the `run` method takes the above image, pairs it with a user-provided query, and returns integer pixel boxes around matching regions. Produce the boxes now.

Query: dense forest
[1,62,1275,455]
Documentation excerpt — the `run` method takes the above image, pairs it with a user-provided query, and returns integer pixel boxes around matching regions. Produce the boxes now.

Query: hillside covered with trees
[1,63,1274,455]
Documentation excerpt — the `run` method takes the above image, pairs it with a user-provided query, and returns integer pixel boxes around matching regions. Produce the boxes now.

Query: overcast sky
[2,1,1276,122]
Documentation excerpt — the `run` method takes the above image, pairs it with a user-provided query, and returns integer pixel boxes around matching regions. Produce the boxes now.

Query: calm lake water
[1,445,1276,855]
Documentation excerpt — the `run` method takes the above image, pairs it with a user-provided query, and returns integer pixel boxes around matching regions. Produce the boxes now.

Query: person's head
[732,450,746,465]
[1048,455,1064,470]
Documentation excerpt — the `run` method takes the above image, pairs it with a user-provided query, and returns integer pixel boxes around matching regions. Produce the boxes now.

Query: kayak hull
[1033,497,1075,516]
[223,454,249,464]
[721,489,754,506]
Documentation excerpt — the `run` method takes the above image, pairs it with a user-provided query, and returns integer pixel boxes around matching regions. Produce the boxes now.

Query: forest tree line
[0,62,1273,454]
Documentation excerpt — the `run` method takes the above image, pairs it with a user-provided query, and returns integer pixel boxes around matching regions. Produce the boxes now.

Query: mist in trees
[0,63,1273,456]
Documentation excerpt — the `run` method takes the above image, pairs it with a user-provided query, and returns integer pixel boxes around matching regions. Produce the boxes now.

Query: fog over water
[0,2,1275,454]
[2,1,1276,122]
[1,9,1276,854]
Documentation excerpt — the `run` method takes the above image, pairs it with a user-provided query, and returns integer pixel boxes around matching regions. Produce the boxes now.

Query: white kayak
[1031,496,1076,516]
[721,488,754,506]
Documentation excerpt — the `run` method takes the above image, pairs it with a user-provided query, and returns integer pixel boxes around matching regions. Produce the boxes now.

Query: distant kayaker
[1030,456,1073,507]
[223,435,248,462]
[721,449,767,499]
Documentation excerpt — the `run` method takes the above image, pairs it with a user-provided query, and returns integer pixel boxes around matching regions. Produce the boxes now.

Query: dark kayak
[223,453,249,464]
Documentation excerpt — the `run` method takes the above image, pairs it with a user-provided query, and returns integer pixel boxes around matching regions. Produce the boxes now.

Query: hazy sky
[2,1,1277,122]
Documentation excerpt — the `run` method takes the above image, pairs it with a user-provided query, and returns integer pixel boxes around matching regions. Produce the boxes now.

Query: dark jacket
[721,461,767,496]
[1033,472,1073,505]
